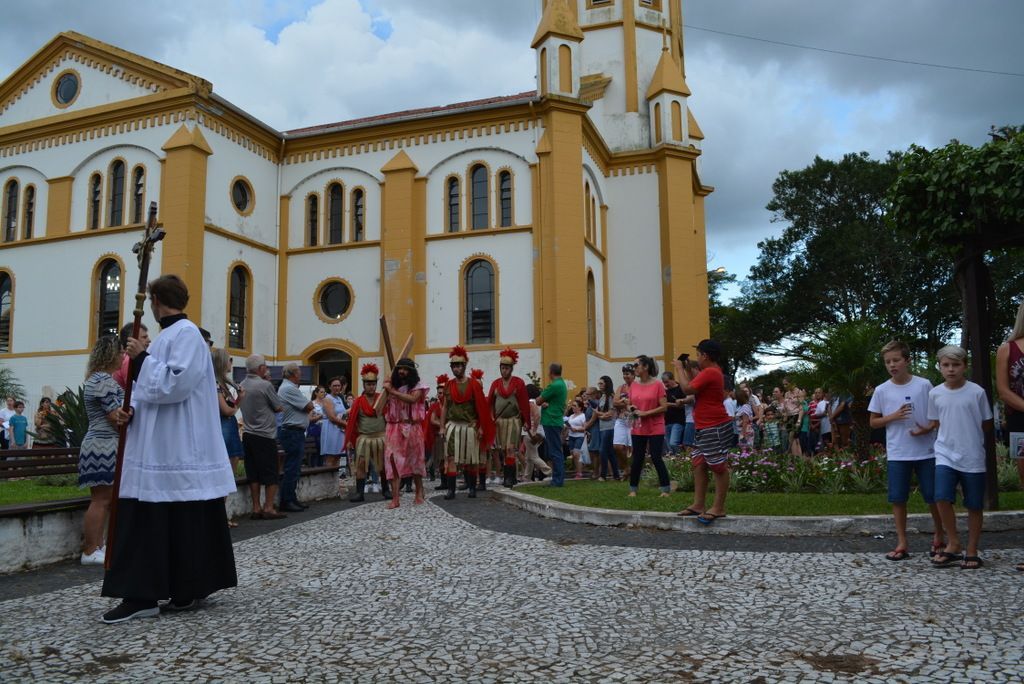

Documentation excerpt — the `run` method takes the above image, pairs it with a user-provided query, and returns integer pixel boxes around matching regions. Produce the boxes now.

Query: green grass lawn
[0,479,85,506]
[519,480,1024,516]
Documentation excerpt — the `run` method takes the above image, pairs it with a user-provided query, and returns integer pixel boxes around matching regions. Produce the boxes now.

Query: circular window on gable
[230,177,255,216]
[52,69,81,108]
[316,279,353,323]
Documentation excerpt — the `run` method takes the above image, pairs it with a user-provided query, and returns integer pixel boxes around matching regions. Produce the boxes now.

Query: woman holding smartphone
[627,355,671,497]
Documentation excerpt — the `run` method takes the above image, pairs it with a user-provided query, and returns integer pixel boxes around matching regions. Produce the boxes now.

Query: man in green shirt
[536,363,568,486]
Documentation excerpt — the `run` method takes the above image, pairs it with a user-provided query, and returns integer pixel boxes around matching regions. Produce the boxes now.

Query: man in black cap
[674,339,733,525]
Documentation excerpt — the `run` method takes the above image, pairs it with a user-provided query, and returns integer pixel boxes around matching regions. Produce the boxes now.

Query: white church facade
[0,0,711,406]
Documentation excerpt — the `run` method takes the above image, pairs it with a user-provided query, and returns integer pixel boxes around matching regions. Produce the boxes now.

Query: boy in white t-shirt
[916,346,993,569]
[868,340,945,562]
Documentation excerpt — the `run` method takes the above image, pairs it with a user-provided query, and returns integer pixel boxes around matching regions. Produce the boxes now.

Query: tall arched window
[653,102,663,143]
[3,180,17,242]
[22,186,35,239]
[96,260,121,339]
[131,166,145,224]
[539,48,548,95]
[584,182,592,241]
[352,188,365,242]
[327,183,343,245]
[108,160,125,227]
[447,177,460,232]
[88,174,102,230]
[591,195,598,243]
[228,266,248,350]
[499,171,512,227]
[464,259,495,344]
[0,271,11,353]
[470,164,488,230]
[586,271,597,351]
[307,194,319,247]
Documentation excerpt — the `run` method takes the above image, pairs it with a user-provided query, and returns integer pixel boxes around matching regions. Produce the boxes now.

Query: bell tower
[533,0,583,99]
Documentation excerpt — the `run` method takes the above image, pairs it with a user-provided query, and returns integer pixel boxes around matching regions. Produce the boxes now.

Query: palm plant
[794,320,889,460]
[38,386,89,447]
[0,364,24,402]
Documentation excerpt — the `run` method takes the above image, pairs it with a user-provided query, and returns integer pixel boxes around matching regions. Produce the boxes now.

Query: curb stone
[491,485,1024,537]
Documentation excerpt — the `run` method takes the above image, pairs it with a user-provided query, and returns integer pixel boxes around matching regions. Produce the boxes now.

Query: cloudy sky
[2,0,1022,300]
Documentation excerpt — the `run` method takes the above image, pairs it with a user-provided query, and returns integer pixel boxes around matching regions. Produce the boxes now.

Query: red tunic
[445,377,496,450]
[487,376,532,432]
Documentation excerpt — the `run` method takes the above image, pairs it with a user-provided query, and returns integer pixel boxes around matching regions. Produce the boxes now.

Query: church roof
[285,91,538,138]
[646,48,691,100]
[531,0,584,49]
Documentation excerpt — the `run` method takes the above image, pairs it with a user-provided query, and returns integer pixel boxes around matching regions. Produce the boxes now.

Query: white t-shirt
[0,407,13,439]
[815,400,831,434]
[723,397,737,417]
[684,401,694,424]
[927,381,993,473]
[867,375,935,461]
[567,413,587,437]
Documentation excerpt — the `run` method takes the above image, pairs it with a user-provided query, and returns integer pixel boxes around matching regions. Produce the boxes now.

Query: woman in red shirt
[675,339,733,524]
[627,355,671,497]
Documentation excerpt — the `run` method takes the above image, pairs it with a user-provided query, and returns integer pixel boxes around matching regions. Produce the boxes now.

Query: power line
[686,24,1024,78]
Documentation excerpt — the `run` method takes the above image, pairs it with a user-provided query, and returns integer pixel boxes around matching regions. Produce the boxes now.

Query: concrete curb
[491,485,1024,537]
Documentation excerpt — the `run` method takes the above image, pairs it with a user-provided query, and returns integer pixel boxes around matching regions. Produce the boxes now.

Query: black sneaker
[160,599,198,613]
[101,600,159,624]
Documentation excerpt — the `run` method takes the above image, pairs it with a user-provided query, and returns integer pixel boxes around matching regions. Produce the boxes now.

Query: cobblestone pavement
[2,495,1023,683]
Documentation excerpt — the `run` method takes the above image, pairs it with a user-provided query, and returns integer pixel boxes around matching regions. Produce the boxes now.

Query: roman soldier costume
[442,346,494,500]
[344,364,387,502]
[488,348,532,488]
[424,374,448,490]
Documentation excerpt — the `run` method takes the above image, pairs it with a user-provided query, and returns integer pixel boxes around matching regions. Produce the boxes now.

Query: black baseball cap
[695,339,722,358]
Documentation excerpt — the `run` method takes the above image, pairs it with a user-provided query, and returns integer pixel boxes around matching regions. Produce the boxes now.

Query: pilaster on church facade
[0,1,711,412]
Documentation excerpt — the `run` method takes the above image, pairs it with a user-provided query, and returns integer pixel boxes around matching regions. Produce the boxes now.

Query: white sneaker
[81,547,106,565]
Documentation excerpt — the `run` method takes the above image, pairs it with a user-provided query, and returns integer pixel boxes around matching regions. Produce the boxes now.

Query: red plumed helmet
[470,368,484,381]
[448,345,469,363]
[435,373,450,386]
[360,363,380,381]
[498,347,519,365]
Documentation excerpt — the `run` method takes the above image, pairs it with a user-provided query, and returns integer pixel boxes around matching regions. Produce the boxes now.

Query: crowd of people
[4,279,1023,622]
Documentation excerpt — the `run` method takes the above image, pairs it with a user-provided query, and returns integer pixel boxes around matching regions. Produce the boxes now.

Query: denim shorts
[934,464,986,511]
[887,458,936,504]
[567,436,584,452]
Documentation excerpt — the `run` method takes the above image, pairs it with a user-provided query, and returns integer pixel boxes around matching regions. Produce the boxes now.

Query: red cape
[488,376,532,433]
[446,377,495,450]
[343,393,380,451]
[423,401,442,453]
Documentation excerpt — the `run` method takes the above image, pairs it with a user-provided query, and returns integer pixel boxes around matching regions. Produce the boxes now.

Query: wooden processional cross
[105,202,165,570]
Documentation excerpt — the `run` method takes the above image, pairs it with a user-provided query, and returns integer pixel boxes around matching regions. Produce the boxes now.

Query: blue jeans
[683,422,695,446]
[665,423,684,454]
[934,464,985,511]
[887,458,936,504]
[543,425,565,486]
[277,427,305,505]
[599,429,620,479]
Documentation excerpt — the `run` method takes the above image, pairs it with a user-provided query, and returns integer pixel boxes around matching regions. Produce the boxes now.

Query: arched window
[584,182,592,241]
[499,171,512,227]
[131,166,145,224]
[327,183,343,245]
[539,48,548,95]
[352,188,365,242]
[88,174,102,230]
[447,177,460,232]
[591,195,598,243]
[96,259,121,339]
[464,259,495,344]
[307,194,319,247]
[558,44,572,93]
[0,271,11,353]
[470,165,488,230]
[654,102,663,143]
[3,180,17,242]
[228,266,249,350]
[108,160,125,227]
[22,186,35,239]
[586,271,597,351]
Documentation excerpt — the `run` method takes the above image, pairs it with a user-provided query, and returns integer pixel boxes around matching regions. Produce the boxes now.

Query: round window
[55,72,79,105]
[319,281,352,320]
[231,179,252,213]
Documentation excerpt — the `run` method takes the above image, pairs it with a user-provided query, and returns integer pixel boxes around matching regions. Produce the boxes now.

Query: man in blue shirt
[277,363,313,512]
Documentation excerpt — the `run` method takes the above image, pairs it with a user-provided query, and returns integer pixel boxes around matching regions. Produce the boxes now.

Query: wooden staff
[105,203,165,570]
[374,315,413,412]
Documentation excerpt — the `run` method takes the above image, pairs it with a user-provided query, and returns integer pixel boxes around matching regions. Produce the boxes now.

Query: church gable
[0,31,208,129]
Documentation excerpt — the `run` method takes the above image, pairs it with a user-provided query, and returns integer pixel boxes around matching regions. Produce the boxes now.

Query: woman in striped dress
[78,336,129,565]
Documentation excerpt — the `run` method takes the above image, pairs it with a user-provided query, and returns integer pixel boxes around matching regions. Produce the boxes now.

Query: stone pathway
[1,496,1022,682]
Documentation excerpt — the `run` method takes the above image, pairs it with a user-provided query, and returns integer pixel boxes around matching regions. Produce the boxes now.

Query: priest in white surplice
[101,274,238,624]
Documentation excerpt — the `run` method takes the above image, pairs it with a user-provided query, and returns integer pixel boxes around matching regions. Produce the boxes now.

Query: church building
[0,0,711,405]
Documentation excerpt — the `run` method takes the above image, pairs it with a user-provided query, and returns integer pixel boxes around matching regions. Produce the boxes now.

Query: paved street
[1,495,1023,683]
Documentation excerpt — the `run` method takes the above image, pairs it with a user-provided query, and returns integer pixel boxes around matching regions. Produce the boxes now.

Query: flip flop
[1016,563,1024,572]
[696,512,725,525]
[677,507,704,517]
[928,541,945,558]
[885,548,910,562]
[959,556,983,570]
[931,551,963,568]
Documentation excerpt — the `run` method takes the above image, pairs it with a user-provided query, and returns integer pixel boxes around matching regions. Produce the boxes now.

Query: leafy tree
[0,365,24,402]
[730,152,962,372]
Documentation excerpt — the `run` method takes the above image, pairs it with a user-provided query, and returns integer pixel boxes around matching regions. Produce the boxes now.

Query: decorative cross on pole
[105,202,164,569]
